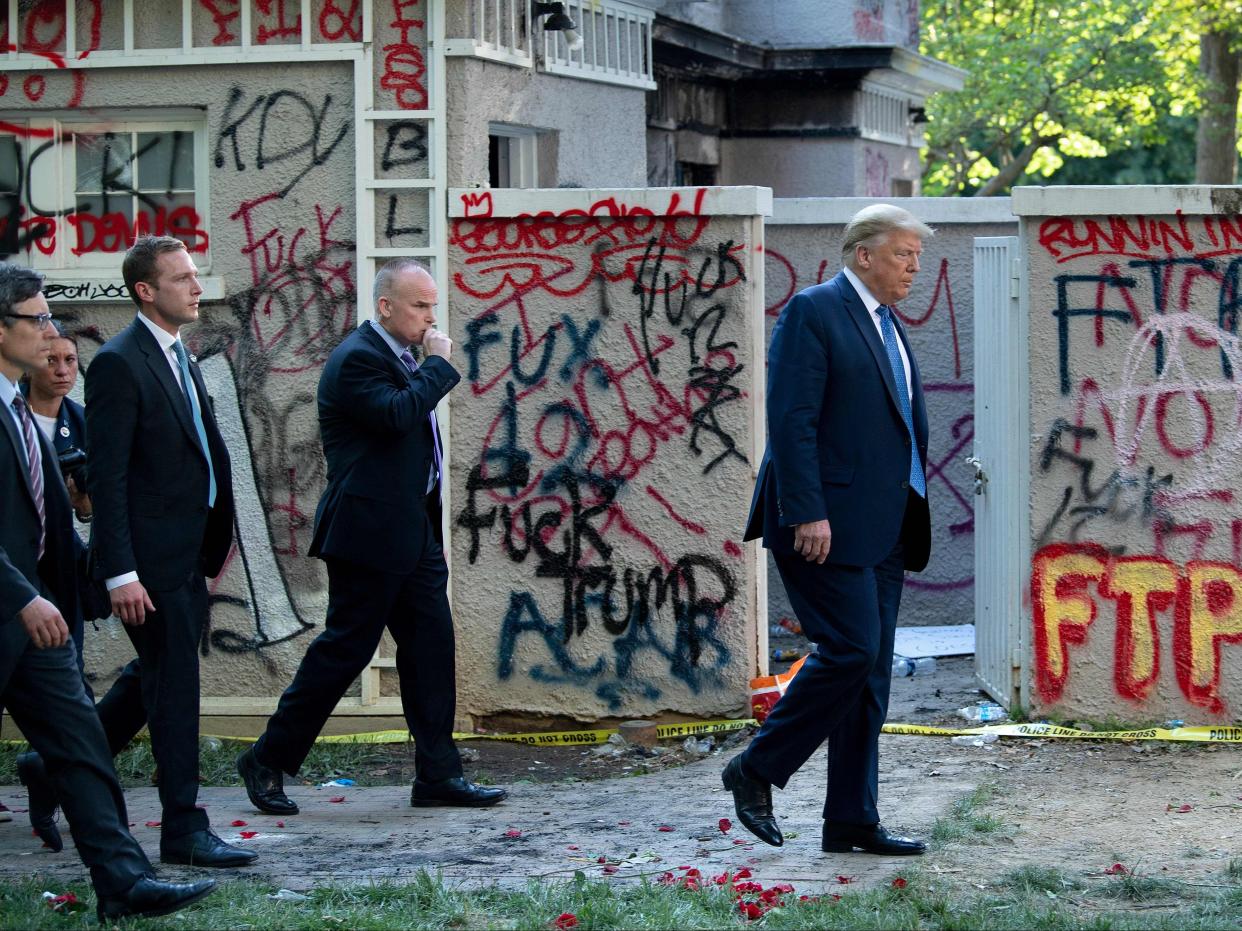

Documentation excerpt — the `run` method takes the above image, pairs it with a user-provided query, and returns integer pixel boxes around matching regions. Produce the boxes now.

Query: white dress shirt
[842,266,913,399]
[369,319,439,494]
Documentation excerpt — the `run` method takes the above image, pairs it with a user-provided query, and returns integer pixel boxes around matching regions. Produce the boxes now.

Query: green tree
[920,0,1209,195]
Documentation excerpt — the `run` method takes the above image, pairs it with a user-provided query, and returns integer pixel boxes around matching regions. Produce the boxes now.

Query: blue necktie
[172,340,217,508]
[876,305,926,498]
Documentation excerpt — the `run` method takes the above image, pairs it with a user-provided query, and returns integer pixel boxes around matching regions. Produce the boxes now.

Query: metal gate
[971,236,1027,709]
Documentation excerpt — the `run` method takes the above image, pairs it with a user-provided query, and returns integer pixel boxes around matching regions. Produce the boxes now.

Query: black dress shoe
[237,747,299,815]
[821,822,926,855]
[16,752,62,853]
[97,875,217,922]
[160,829,258,867]
[721,756,783,847]
[410,777,507,807]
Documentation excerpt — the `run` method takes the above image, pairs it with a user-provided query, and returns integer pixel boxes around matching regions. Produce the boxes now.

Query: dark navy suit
[741,271,931,826]
[0,383,152,896]
[255,320,463,782]
[85,317,235,839]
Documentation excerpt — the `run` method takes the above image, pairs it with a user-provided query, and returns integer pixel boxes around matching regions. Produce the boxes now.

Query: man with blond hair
[724,204,934,857]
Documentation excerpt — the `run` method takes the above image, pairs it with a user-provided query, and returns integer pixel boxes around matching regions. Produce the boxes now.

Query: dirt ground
[2,655,1239,896]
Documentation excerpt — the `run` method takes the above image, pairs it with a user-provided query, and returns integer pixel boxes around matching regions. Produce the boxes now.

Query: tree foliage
[920,0,1242,194]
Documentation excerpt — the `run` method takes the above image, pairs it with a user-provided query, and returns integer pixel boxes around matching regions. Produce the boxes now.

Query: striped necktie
[399,348,443,498]
[12,394,46,558]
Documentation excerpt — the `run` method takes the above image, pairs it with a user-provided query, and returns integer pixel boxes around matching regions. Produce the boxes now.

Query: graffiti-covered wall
[446,187,769,721]
[1018,186,1242,720]
[765,198,1016,629]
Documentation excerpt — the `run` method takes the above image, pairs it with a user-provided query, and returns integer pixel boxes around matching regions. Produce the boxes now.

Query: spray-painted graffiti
[449,191,754,712]
[1031,210,1242,714]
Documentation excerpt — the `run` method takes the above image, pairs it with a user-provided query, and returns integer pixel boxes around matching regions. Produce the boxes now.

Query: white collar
[136,311,180,354]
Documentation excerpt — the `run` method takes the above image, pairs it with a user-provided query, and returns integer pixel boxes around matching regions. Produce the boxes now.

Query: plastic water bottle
[956,700,1007,723]
[951,732,999,747]
[891,655,937,677]
[771,648,803,661]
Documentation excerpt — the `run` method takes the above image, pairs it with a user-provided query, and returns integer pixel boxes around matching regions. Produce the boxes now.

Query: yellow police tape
[8,719,1242,749]
[880,722,1242,743]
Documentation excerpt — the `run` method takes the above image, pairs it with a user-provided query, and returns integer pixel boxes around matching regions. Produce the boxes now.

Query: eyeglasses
[1,312,54,330]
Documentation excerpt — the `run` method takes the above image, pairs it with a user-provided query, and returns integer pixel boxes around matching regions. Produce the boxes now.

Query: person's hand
[66,476,92,521]
[422,327,453,360]
[19,596,69,649]
[111,580,156,627]
[793,519,832,564]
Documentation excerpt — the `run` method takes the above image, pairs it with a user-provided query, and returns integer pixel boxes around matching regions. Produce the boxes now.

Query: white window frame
[0,110,217,293]
[488,123,539,189]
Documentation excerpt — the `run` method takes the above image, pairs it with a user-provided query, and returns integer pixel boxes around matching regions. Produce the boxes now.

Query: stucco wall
[446,186,770,721]
[765,197,1016,630]
[445,58,648,189]
[720,138,922,199]
[1017,186,1242,721]
[2,58,359,702]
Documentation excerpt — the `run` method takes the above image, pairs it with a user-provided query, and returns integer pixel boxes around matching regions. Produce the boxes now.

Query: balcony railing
[444,0,534,67]
[540,0,656,90]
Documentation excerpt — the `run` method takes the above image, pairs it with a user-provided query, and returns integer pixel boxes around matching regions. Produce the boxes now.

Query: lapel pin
[190,354,198,363]
[59,425,70,437]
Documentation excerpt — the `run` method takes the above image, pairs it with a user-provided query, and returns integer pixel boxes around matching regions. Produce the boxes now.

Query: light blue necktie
[171,340,217,508]
[876,305,926,498]
[399,348,443,498]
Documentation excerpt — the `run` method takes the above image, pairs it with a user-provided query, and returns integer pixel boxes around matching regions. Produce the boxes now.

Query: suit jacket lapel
[836,273,904,417]
[130,319,204,451]
[1,400,38,514]
[361,320,412,380]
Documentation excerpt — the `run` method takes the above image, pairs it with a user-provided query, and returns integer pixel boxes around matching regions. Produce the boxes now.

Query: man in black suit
[0,261,215,920]
[80,235,252,867]
[724,205,934,856]
[238,259,506,814]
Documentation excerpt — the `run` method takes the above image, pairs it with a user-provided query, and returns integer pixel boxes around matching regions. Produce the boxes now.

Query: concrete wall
[765,197,1016,630]
[721,138,922,199]
[658,0,921,50]
[446,186,770,721]
[445,59,648,189]
[1,56,358,702]
[1016,186,1242,721]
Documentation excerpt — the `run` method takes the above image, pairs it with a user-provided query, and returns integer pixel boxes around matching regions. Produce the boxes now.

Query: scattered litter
[956,701,1007,723]
[231,820,248,827]
[682,735,715,756]
[718,818,733,833]
[318,779,355,788]
[201,736,223,752]
[42,892,85,913]
[328,796,346,803]
[240,831,259,839]
[267,889,310,902]
[459,747,480,763]
[951,733,1000,748]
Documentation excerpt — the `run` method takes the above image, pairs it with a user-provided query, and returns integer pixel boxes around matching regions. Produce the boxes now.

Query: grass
[929,782,1007,844]
[4,862,1242,930]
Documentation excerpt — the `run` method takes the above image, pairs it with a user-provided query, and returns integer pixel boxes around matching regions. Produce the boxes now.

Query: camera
[57,445,88,488]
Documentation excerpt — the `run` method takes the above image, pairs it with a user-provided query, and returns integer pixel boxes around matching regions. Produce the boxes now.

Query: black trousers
[94,570,210,838]
[2,641,150,895]
[741,499,915,826]
[256,539,462,783]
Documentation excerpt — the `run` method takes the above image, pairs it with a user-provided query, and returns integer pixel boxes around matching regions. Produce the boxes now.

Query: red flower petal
[276,821,285,828]
[231,820,248,827]
[567,845,579,851]
[658,825,674,832]
[504,829,523,838]
[738,901,764,920]
[772,883,795,894]
[1104,863,1129,875]
[239,830,258,839]
[892,877,908,889]
[329,796,346,803]
[719,817,733,833]
[682,878,700,891]
[684,868,702,878]
[602,865,618,874]
[732,838,749,845]
[553,913,579,930]
[617,821,631,826]
[733,868,753,879]
[144,820,161,827]
[836,875,854,884]
[656,871,676,885]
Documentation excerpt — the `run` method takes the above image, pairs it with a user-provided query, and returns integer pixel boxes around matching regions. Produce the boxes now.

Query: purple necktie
[399,348,443,497]
[12,394,46,559]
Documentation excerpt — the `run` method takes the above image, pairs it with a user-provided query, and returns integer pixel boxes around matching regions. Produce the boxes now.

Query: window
[488,123,540,188]
[0,115,209,274]
[675,161,717,187]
